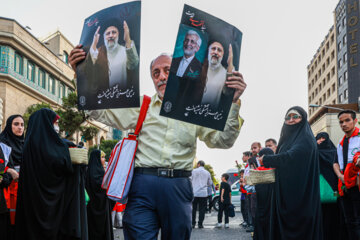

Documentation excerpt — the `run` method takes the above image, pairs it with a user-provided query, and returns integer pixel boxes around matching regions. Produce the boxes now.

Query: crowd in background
[238,107,360,240]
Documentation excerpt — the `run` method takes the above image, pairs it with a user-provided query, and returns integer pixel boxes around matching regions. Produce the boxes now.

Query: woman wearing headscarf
[15,108,73,240]
[316,132,344,240]
[253,147,274,240]
[86,150,114,240]
[0,142,18,240]
[259,106,323,240]
[0,115,24,235]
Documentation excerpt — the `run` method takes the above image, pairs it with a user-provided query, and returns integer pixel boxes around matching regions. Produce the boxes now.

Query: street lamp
[309,104,345,111]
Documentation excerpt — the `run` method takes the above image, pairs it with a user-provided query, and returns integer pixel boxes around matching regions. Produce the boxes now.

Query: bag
[85,190,89,205]
[102,96,151,203]
[228,204,235,217]
[69,148,88,164]
[248,168,275,185]
[319,174,337,203]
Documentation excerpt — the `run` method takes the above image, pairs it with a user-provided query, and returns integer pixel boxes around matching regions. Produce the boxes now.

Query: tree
[204,164,219,186]
[57,91,98,141]
[88,139,118,161]
[24,102,54,127]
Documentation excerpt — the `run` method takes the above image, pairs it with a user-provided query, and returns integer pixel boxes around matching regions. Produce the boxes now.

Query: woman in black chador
[86,150,114,240]
[253,147,274,240]
[0,114,24,239]
[15,108,73,240]
[259,106,323,240]
[316,132,344,240]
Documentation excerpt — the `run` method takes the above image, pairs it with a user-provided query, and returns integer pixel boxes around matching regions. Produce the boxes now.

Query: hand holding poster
[76,1,141,110]
[160,5,242,131]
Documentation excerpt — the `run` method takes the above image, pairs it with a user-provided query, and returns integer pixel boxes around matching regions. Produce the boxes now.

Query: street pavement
[113,210,252,239]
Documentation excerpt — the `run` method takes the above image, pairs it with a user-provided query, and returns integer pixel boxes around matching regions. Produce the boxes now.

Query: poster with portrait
[160,5,242,131]
[76,1,141,110]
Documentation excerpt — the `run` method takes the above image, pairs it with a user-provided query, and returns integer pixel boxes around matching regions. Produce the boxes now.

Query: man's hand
[226,71,247,103]
[339,174,345,184]
[221,197,224,203]
[227,44,234,73]
[91,26,100,51]
[123,21,131,48]
[7,168,19,181]
[258,155,264,166]
[69,44,86,71]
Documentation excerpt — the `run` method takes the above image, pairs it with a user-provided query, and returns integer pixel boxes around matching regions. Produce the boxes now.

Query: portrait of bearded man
[201,41,234,109]
[77,19,139,109]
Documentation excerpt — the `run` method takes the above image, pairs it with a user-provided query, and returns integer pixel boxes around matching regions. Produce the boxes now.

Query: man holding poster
[69,49,246,239]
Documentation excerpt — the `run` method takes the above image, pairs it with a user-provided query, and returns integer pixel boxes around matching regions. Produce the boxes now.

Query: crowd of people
[238,107,360,240]
[0,44,359,240]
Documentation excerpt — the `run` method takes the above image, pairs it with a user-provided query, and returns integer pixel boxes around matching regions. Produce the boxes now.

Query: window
[315,88,318,95]
[323,94,326,101]
[339,75,343,85]
[331,67,335,76]
[322,79,325,87]
[342,17,346,27]
[344,71,348,81]
[343,53,347,63]
[48,76,55,94]
[327,73,330,82]
[38,69,45,89]
[338,59,342,68]
[58,82,65,99]
[320,98,322,104]
[344,89,348,99]
[319,84,322,91]
[27,62,35,82]
[63,51,69,64]
[331,51,335,60]
[338,25,342,34]
[327,89,331,97]
[338,41,342,51]
[343,35,347,45]
[14,52,23,75]
[327,57,330,66]
[332,83,335,93]
[330,34,334,44]
[339,94,343,102]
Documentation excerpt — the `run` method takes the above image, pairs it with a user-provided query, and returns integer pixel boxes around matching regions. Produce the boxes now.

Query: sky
[1,0,340,179]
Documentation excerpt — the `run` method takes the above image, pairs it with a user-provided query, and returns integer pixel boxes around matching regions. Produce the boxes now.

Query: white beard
[208,51,223,70]
[104,36,119,52]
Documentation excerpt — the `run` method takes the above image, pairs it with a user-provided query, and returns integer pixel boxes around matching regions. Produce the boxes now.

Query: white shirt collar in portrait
[176,55,195,77]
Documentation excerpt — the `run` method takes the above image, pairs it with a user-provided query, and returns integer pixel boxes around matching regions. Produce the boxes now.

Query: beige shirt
[87,94,244,171]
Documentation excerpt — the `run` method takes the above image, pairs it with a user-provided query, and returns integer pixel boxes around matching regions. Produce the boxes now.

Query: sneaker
[240,222,248,227]
[225,223,229,228]
[215,223,222,228]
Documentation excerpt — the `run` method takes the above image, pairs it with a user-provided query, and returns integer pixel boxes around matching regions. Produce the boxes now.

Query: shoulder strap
[134,95,151,135]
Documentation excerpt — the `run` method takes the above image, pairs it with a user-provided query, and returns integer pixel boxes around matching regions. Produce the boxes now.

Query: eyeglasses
[284,114,302,121]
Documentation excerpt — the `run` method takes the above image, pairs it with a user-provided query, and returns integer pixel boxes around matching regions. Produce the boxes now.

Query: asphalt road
[113,210,252,240]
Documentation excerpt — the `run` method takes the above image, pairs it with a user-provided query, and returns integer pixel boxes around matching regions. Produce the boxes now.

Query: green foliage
[57,92,87,139]
[23,102,54,127]
[80,126,99,141]
[204,164,219,186]
[88,139,118,161]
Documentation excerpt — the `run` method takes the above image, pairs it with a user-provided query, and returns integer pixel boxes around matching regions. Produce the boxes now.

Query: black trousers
[217,202,230,224]
[240,199,248,223]
[192,197,207,226]
[339,188,360,240]
[207,195,212,212]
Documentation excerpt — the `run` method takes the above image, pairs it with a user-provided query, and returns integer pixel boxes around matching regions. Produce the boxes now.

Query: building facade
[335,0,360,104]
[307,26,338,119]
[0,17,110,146]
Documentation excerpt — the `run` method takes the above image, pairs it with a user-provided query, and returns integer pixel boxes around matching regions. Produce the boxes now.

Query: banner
[160,5,242,131]
[76,1,141,110]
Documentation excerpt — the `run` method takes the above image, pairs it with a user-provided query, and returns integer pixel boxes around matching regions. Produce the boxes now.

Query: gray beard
[104,36,119,52]
[208,56,223,70]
